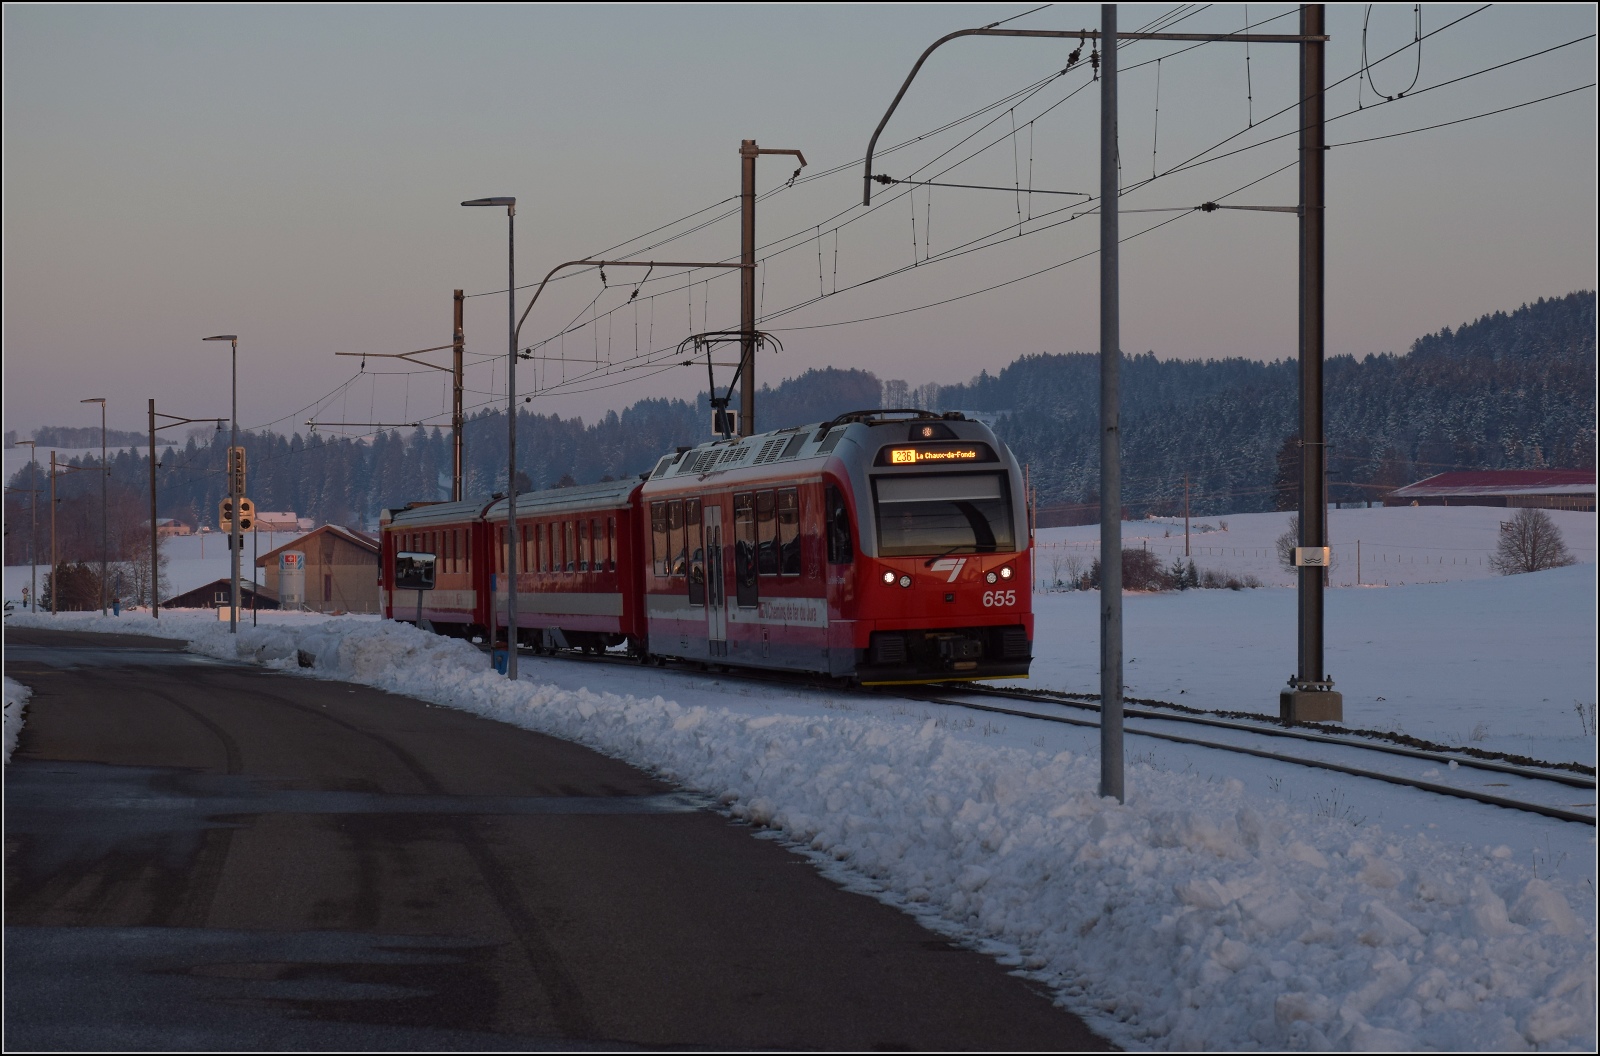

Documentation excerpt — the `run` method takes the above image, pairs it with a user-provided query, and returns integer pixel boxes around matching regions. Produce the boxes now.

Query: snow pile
[11,609,1595,1051]
[4,676,30,763]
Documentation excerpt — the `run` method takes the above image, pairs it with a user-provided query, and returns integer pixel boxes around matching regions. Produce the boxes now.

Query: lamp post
[16,440,38,610]
[203,335,240,633]
[80,398,108,614]
[460,197,521,679]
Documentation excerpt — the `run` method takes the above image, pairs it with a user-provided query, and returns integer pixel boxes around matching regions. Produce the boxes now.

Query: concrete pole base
[1280,688,1343,725]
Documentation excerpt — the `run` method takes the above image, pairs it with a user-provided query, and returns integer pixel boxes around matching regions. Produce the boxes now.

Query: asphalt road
[4,626,1107,1051]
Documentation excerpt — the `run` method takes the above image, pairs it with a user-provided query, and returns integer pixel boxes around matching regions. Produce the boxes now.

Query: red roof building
[1384,469,1595,511]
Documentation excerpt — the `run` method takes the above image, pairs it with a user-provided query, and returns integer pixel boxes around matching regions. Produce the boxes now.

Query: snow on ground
[1035,505,1598,589]
[1026,564,1598,767]
[10,605,1595,1052]
[4,676,29,763]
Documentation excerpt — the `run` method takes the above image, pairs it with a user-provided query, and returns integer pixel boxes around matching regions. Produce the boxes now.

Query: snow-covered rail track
[468,642,1596,824]
[899,686,1597,826]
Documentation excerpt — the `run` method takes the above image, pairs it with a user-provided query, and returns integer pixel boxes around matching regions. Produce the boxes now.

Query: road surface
[5,626,1106,1050]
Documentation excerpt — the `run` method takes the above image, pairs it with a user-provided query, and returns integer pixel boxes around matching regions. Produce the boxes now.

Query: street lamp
[80,398,107,615]
[460,197,521,680]
[203,334,240,633]
[16,440,38,610]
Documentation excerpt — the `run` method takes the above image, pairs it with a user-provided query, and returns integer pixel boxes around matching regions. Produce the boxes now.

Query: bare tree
[1276,515,1299,573]
[1490,508,1576,575]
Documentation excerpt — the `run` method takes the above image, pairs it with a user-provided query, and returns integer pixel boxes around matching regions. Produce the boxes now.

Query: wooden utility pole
[49,451,56,615]
[453,290,466,501]
[739,140,805,437]
[149,401,157,614]
[1184,472,1191,557]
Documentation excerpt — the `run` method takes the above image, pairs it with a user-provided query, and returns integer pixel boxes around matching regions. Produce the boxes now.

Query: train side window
[606,516,616,572]
[756,491,778,576]
[777,488,800,576]
[499,526,508,574]
[464,528,471,573]
[666,499,685,576]
[519,526,530,573]
[577,519,590,572]
[564,521,576,572]
[552,521,563,574]
[685,499,704,604]
[826,485,854,565]
[733,493,758,606]
[650,501,668,576]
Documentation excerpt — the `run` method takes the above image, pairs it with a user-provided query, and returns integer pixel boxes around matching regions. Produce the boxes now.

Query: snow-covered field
[1036,505,1597,588]
[8,591,1594,1052]
[1028,565,1597,766]
[4,529,318,603]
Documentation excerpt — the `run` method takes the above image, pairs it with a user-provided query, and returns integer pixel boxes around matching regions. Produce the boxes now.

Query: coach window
[826,485,854,565]
[650,501,668,576]
[734,492,758,606]
[578,519,590,572]
[551,521,562,574]
[777,488,800,576]
[666,499,685,577]
[564,521,576,573]
[521,525,532,574]
[606,516,617,572]
[685,499,705,605]
[756,491,779,576]
[499,526,508,574]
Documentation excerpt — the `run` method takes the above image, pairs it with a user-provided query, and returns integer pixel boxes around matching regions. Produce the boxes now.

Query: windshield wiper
[923,545,976,567]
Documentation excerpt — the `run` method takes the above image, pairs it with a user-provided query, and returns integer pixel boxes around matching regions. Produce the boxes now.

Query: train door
[703,503,728,656]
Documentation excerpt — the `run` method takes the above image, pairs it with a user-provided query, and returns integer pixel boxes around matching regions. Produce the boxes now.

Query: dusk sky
[4,3,1595,443]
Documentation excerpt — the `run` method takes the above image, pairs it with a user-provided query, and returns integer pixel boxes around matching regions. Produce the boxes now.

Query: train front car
[380,497,497,637]
[832,410,1032,682]
[640,409,1032,682]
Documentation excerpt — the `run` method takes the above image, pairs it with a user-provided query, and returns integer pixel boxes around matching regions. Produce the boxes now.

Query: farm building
[255,524,380,613]
[1384,469,1595,511]
[162,577,278,610]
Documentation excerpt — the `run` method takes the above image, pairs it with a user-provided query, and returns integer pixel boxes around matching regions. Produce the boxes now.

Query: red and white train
[379,410,1032,684]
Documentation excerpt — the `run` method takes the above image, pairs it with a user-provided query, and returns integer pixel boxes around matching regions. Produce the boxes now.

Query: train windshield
[872,473,1015,557]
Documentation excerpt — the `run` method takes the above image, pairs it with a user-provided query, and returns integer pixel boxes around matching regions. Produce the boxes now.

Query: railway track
[500,643,1598,826]
[898,684,1597,826]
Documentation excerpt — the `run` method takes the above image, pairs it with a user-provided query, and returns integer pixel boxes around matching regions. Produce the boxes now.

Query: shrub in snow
[1089,548,1168,591]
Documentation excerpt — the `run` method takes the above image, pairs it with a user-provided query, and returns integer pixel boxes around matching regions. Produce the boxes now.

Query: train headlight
[985,571,998,584]
[1000,566,1013,579]
[898,575,912,588]
[883,571,896,584]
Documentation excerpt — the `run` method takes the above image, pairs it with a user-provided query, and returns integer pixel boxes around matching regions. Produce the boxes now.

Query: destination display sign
[875,442,997,467]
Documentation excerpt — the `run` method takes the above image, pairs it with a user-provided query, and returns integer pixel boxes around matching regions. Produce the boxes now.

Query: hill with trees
[6,293,1592,570]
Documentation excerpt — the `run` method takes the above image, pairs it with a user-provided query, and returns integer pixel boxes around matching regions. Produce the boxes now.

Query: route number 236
[982,589,1017,608]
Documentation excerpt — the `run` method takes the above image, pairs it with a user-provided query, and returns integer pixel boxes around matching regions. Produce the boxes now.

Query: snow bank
[10,609,1594,1051]
[4,676,29,763]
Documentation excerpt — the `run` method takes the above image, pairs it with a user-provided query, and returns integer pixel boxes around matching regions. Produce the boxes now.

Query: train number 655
[982,589,1017,608]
